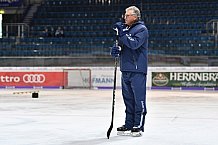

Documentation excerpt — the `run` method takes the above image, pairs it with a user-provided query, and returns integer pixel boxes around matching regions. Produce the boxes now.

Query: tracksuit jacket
[118,21,148,74]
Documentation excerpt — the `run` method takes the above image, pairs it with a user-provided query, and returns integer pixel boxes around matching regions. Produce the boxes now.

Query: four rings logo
[23,74,46,83]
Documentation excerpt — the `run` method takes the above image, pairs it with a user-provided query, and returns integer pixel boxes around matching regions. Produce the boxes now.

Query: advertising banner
[0,0,21,7]
[152,72,218,88]
[0,68,121,89]
[91,67,121,89]
[0,72,64,87]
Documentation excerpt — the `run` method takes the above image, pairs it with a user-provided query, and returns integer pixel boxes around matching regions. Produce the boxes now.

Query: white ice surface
[0,89,218,145]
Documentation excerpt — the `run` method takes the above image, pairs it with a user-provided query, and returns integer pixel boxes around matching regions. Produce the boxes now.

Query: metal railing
[3,23,29,38]
[206,19,218,35]
[206,19,218,48]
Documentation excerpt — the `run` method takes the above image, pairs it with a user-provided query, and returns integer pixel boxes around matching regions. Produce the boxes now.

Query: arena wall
[0,67,217,90]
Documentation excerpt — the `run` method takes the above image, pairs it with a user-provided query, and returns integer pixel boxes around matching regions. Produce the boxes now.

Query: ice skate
[130,127,142,137]
[117,125,131,136]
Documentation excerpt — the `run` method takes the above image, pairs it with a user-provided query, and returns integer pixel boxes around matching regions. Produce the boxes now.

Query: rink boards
[0,67,218,90]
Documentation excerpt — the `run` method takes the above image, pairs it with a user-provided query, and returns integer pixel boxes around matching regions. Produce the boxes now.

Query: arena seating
[1,0,218,59]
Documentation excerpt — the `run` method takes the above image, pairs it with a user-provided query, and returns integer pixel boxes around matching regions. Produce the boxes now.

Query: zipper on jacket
[132,55,138,69]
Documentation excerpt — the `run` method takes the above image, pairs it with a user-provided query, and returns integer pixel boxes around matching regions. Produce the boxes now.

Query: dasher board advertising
[152,72,218,88]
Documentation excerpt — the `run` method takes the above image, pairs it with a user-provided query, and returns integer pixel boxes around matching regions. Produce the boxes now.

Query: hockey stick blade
[107,122,113,139]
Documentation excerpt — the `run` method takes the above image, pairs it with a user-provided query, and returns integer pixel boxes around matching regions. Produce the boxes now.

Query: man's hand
[110,45,121,58]
[113,22,128,36]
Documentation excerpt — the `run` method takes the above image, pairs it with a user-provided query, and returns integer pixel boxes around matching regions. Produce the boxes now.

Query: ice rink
[0,89,218,145]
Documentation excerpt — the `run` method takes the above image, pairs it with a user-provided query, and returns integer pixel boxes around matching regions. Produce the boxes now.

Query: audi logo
[23,74,45,83]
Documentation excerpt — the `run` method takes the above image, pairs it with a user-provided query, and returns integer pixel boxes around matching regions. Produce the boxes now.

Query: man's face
[124,10,137,26]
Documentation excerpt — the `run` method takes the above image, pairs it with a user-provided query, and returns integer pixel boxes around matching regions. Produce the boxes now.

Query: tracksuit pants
[121,71,147,131]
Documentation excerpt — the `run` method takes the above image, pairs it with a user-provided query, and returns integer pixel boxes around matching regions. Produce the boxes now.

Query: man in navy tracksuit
[111,6,148,137]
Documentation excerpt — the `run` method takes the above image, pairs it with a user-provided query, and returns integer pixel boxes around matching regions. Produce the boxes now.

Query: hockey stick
[107,28,119,139]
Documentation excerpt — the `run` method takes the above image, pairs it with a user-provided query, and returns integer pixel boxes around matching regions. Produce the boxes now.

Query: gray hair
[126,6,141,20]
